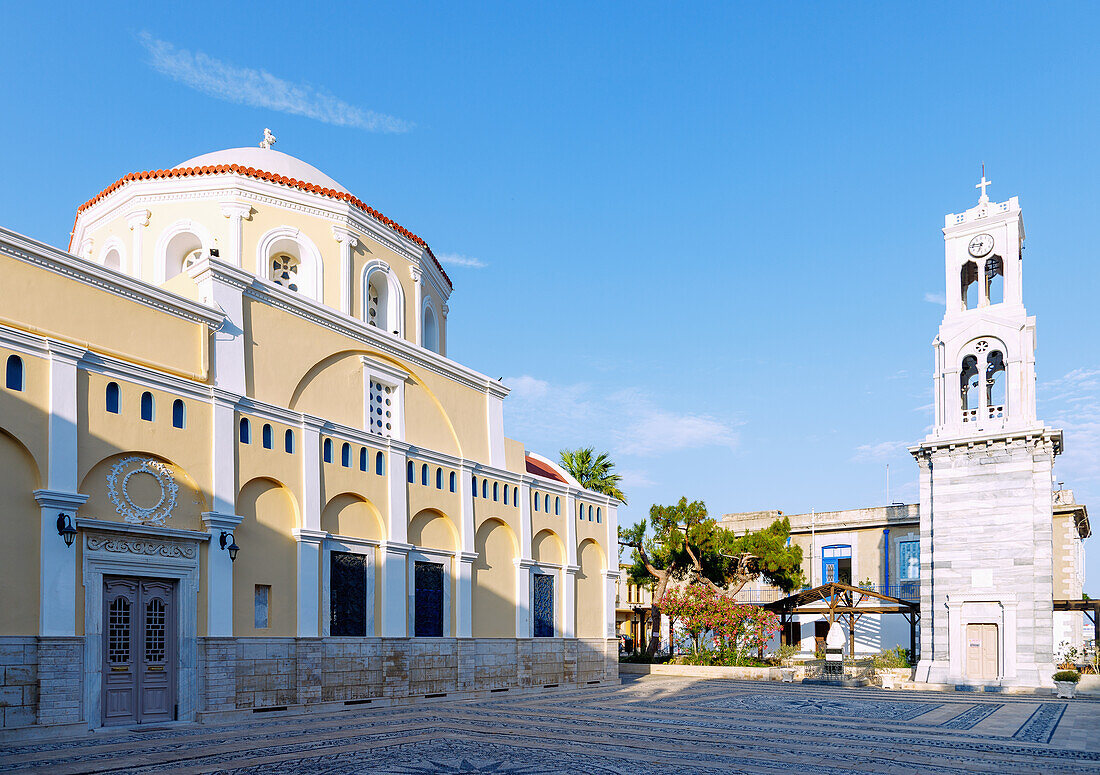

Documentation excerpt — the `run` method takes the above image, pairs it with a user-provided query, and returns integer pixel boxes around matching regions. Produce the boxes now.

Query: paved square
[2,675,1098,774]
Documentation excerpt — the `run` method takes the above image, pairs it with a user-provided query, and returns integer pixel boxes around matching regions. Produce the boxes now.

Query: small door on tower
[965,623,998,681]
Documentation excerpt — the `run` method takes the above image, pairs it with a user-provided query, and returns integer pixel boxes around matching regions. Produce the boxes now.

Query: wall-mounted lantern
[219,531,239,562]
[56,513,77,548]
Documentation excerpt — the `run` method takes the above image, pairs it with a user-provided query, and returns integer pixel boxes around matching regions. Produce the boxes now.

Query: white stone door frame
[79,519,206,727]
[406,547,454,637]
[946,594,1016,682]
[321,535,379,637]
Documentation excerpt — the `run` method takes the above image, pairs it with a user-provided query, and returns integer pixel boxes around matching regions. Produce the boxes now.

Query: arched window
[472,475,478,497]
[172,399,186,429]
[360,447,368,471]
[4,356,22,391]
[240,418,251,444]
[596,507,602,523]
[364,264,404,336]
[376,451,385,476]
[985,256,1004,305]
[482,480,488,499]
[961,261,979,310]
[504,484,510,503]
[105,382,120,414]
[140,392,155,422]
[514,488,520,507]
[285,429,295,454]
[163,230,204,281]
[407,460,415,483]
[102,248,122,271]
[271,254,300,292]
[257,227,322,301]
[262,423,273,449]
[493,482,499,502]
[555,497,561,516]
[323,438,333,463]
[422,303,439,353]
[341,443,351,467]
[534,493,540,512]
[986,350,1006,418]
[449,471,456,493]
[960,355,979,422]
[588,505,593,521]
[436,468,443,489]
[421,463,429,486]
[544,494,550,513]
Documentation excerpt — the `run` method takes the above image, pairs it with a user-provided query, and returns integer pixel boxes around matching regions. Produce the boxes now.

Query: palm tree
[558,447,627,504]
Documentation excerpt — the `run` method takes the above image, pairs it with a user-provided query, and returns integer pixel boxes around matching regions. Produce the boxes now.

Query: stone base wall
[198,636,617,713]
[0,636,83,730]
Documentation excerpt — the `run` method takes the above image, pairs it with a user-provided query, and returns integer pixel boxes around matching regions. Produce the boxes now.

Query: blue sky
[2,3,1098,591]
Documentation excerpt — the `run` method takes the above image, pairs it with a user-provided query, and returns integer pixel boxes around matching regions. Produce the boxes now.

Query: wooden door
[102,577,176,726]
[965,623,998,680]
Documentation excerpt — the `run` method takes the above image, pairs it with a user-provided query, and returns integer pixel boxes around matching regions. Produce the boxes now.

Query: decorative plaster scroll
[107,456,180,526]
[86,534,197,559]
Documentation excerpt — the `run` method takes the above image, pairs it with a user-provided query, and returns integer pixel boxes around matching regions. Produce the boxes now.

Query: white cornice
[910,426,1063,457]
[0,226,222,328]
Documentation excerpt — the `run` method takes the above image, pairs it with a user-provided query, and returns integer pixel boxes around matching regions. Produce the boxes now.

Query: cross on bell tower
[975,164,992,203]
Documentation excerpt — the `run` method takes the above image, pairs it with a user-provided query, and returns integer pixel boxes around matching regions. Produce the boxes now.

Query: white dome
[174,148,349,194]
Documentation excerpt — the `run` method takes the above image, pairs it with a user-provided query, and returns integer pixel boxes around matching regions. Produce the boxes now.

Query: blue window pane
[5,355,23,391]
[533,574,554,637]
[899,540,920,580]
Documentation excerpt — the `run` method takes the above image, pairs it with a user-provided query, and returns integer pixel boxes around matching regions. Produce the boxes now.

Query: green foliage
[776,643,798,668]
[559,447,626,504]
[1053,670,1081,683]
[661,584,781,666]
[872,646,911,669]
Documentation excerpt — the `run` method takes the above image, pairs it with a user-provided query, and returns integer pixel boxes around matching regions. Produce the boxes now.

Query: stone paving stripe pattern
[1,676,1097,774]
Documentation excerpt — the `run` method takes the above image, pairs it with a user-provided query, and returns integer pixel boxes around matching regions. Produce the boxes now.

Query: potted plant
[776,644,798,682]
[1053,670,1080,699]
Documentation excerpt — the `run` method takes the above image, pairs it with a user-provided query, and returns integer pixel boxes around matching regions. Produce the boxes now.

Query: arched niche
[576,538,606,639]
[409,508,458,552]
[421,297,439,353]
[361,260,405,337]
[321,493,385,541]
[472,518,518,638]
[235,477,299,636]
[97,237,125,273]
[154,219,213,283]
[0,429,43,634]
[256,226,324,303]
[78,452,206,532]
[532,529,563,567]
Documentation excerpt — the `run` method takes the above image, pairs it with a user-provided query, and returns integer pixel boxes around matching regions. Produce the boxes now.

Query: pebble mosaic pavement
[1,675,1098,774]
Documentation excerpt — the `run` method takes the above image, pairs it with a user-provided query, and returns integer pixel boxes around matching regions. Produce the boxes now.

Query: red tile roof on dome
[525,455,567,483]
[73,163,451,287]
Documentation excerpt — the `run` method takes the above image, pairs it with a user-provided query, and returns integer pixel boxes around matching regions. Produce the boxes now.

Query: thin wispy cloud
[924,291,946,305]
[503,375,740,459]
[138,32,412,133]
[1040,367,1100,493]
[852,440,908,461]
[437,252,488,269]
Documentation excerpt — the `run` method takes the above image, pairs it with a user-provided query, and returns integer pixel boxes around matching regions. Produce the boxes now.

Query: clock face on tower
[968,233,994,258]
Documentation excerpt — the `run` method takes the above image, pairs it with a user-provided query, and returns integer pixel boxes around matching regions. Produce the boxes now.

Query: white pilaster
[387,447,408,543]
[219,201,252,268]
[409,265,423,346]
[187,258,249,395]
[46,343,81,492]
[515,559,535,637]
[210,390,238,517]
[332,226,358,317]
[380,542,411,636]
[125,208,150,278]
[459,462,475,555]
[456,552,477,638]
[202,511,242,636]
[293,529,325,637]
[602,569,620,639]
[565,492,578,566]
[563,566,579,638]
[35,489,88,637]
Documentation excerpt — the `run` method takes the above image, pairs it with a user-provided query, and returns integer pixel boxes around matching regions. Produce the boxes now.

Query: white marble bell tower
[911,173,1062,687]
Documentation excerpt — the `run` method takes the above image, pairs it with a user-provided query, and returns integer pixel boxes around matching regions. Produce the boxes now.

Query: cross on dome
[975,164,992,203]
[259,128,277,150]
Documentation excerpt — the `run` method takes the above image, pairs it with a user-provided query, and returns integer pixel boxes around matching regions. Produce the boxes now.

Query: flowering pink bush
[661,584,780,665]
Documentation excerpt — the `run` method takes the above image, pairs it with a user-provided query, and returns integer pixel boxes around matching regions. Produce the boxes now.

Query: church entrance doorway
[102,577,177,726]
[965,623,998,681]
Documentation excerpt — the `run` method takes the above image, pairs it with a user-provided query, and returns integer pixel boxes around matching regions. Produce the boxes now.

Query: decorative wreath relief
[107,456,179,526]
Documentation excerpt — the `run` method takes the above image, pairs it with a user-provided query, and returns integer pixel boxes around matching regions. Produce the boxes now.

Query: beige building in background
[0,141,618,737]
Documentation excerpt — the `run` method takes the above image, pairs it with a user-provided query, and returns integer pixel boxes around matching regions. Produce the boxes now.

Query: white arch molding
[360,259,405,338]
[255,226,324,303]
[153,219,214,284]
[97,236,126,273]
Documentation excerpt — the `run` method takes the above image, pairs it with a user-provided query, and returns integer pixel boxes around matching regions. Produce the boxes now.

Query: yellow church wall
[405,465,461,519]
[235,417,304,510]
[0,347,49,480]
[320,451,389,522]
[531,529,564,566]
[320,493,385,541]
[503,438,525,473]
[0,254,207,381]
[529,509,563,541]
[0,427,43,635]
[235,477,299,637]
[350,237,415,324]
[576,511,606,545]
[472,518,517,637]
[576,539,606,638]
[292,352,363,429]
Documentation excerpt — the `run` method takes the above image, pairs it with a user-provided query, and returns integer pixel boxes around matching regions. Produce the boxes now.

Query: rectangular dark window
[533,573,554,638]
[254,585,270,629]
[414,562,444,637]
[330,551,367,636]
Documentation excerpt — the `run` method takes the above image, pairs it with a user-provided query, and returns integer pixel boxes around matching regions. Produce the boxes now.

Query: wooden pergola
[1054,599,1100,650]
[763,582,920,659]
